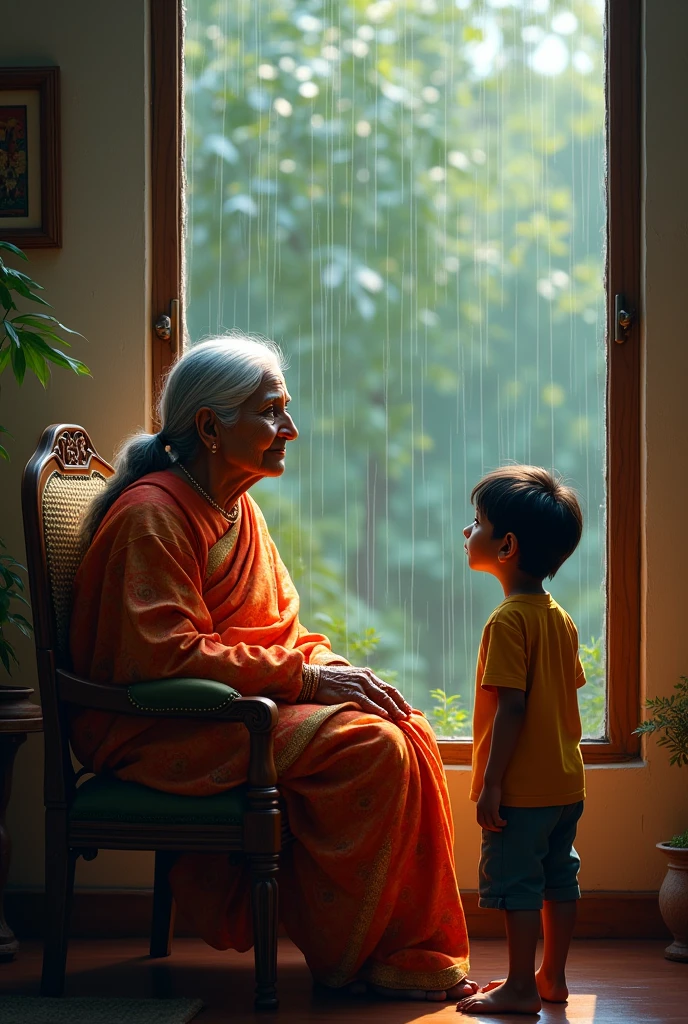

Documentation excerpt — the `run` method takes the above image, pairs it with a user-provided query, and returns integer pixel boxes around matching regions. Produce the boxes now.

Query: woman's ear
[497,532,519,563]
[195,407,219,448]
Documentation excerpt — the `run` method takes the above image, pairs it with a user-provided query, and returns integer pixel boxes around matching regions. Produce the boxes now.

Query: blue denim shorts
[479,801,584,911]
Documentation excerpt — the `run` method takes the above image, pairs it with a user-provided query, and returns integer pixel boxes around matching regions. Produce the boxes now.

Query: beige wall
[3,0,688,897]
[1,0,152,889]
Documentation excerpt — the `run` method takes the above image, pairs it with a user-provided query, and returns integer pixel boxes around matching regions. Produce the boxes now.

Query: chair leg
[41,810,76,996]
[250,852,279,1011]
[150,850,176,958]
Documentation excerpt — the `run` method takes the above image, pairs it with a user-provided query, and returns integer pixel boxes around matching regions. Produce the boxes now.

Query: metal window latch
[154,314,171,341]
[614,294,634,344]
[153,299,181,357]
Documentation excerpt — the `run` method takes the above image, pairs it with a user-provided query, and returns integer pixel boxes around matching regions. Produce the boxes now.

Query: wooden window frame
[150,0,642,767]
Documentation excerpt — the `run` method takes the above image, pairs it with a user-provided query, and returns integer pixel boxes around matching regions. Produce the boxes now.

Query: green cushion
[71,773,247,825]
[127,677,241,714]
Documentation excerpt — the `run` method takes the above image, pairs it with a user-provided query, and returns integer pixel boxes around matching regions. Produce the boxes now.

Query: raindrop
[530,35,569,76]
[552,11,579,36]
[448,150,471,170]
[356,266,385,292]
[573,51,594,74]
[273,97,293,117]
[296,14,322,33]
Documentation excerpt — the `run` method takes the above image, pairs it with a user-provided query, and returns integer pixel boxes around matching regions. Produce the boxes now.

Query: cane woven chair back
[22,425,114,803]
[23,425,113,665]
[42,469,109,661]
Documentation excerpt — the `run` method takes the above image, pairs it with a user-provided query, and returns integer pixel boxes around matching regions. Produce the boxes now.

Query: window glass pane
[184,0,606,740]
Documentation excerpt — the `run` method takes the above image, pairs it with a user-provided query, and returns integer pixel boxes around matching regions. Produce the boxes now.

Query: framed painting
[0,67,61,248]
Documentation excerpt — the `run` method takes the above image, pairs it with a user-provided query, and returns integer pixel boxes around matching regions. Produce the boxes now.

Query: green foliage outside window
[578,635,605,739]
[184,0,608,739]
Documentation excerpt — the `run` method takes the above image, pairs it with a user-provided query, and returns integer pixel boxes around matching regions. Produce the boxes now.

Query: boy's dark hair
[471,465,583,579]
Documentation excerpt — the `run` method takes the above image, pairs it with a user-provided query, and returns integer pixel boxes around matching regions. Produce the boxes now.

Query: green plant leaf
[2,268,51,306]
[0,644,12,674]
[0,282,15,310]
[6,614,33,638]
[10,343,26,385]
[0,240,28,260]
[4,320,20,347]
[11,313,84,338]
[0,345,11,374]
[21,342,50,387]
[5,267,43,289]
[20,333,91,376]
[0,636,19,674]
[0,445,9,461]
[19,325,72,347]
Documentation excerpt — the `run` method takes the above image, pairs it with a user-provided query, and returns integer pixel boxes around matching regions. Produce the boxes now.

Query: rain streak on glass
[184,0,607,739]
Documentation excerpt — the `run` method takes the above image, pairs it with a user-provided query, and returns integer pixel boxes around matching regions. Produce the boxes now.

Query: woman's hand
[316,664,412,722]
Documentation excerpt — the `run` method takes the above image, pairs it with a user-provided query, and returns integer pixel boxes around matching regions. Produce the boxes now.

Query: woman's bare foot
[456,979,541,1015]
[482,968,568,1003]
[370,978,479,1001]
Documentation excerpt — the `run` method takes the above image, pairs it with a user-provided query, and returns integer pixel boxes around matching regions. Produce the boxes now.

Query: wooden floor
[1,938,687,1023]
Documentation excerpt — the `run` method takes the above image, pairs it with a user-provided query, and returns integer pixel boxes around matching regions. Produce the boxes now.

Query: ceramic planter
[657,842,688,962]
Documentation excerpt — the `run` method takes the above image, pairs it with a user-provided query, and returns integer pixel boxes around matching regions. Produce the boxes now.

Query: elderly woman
[70,334,473,1000]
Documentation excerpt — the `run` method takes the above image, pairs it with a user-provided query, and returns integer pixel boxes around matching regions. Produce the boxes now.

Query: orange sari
[70,472,469,990]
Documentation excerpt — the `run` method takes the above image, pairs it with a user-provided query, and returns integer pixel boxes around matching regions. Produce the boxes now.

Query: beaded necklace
[177,462,240,525]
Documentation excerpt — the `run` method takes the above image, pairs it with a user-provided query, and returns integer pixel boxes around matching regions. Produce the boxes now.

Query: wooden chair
[21,424,283,1010]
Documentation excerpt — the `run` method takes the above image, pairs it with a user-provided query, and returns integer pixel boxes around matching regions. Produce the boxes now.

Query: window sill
[443,759,647,771]
[438,740,642,767]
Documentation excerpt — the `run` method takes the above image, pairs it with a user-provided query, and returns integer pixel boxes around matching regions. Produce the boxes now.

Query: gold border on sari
[363,959,470,992]
[319,835,393,988]
[274,703,354,775]
[205,514,241,581]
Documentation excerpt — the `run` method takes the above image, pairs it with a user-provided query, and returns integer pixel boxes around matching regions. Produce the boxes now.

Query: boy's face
[463,508,503,574]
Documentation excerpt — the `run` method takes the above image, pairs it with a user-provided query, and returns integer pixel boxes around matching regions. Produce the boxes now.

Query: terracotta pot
[657,842,688,962]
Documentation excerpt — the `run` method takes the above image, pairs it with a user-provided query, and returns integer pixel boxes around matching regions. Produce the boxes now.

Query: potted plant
[0,239,89,676]
[635,677,688,962]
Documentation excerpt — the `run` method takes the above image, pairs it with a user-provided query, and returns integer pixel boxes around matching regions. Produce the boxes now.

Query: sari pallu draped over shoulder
[69,471,469,990]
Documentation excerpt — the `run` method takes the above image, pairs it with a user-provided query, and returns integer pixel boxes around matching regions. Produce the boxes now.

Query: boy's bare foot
[456,979,541,1015]
[534,968,568,1002]
[371,978,479,1001]
[482,968,568,1003]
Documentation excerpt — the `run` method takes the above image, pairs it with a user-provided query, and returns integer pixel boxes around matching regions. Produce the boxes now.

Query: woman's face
[218,368,298,479]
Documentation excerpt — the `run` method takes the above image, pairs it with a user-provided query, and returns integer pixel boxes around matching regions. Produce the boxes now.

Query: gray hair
[82,331,285,543]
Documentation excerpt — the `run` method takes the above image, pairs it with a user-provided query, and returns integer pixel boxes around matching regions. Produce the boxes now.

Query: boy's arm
[477,687,527,832]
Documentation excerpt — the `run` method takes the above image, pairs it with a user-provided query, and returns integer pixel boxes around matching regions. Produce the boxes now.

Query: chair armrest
[56,669,279,786]
[57,669,276,729]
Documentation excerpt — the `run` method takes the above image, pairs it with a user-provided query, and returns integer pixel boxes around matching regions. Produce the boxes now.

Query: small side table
[0,684,43,961]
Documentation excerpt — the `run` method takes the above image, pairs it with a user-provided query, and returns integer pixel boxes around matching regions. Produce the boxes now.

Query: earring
[211,443,217,453]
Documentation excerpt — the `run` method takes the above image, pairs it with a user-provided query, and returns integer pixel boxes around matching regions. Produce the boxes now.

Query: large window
[151,0,640,763]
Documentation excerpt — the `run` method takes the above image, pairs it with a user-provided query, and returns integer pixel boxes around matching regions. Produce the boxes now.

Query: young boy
[456,465,585,1016]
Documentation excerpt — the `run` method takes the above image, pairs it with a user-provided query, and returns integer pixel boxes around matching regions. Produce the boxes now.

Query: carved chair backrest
[22,425,113,805]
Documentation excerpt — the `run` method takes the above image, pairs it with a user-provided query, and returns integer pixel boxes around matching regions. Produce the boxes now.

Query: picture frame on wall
[0,66,61,248]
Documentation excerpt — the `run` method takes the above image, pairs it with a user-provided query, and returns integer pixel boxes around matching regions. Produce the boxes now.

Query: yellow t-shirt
[470,593,586,808]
